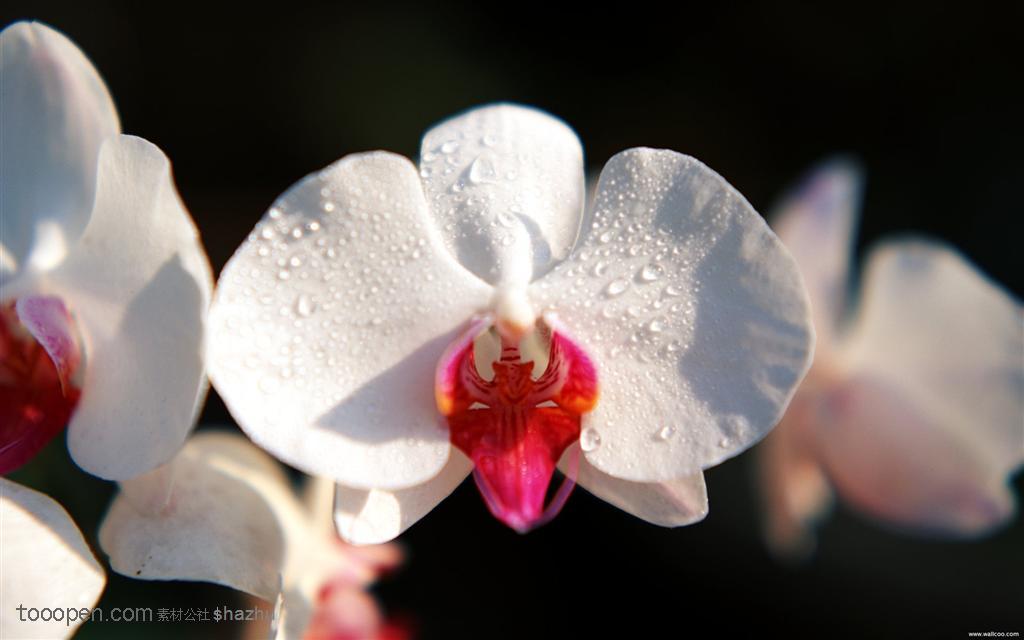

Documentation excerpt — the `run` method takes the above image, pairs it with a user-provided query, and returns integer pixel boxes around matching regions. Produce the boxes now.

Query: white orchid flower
[209,104,814,542]
[0,21,213,478]
[0,478,105,639]
[758,160,1024,558]
[99,431,403,640]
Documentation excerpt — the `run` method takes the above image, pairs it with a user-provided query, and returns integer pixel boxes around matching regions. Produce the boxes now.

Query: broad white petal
[1,478,105,639]
[419,104,585,286]
[836,240,1023,498]
[532,149,814,482]
[45,135,213,480]
[0,21,120,279]
[813,375,1018,536]
[334,449,472,544]
[99,432,294,600]
[560,445,707,526]
[771,159,861,352]
[209,152,492,489]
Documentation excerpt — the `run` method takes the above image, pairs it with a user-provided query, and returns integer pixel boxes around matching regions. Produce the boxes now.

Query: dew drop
[598,230,615,244]
[657,425,676,441]
[592,261,608,277]
[295,295,315,317]
[640,265,660,282]
[441,140,460,154]
[605,279,629,297]
[580,428,602,452]
[497,211,518,228]
[469,156,498,184]
[719,437,731,448]
[648,319,664,332]
[482,134,498,147]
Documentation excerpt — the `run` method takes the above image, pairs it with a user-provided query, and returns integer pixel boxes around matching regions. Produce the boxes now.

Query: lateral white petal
[771,159,861,351]
[813,375,1017,536]
[334,448,472,544]
[838,240,1024,477]
[209,152,492,489]
[1,478,105,639]
[99,432,295,599]
[532,149,814,481]
[560,446,707,526]
[419,104,585,286]
[0,21,120,279]
[46,135,213,480]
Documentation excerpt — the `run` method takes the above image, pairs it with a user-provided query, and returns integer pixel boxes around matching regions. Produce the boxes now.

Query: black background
[4,2,1022,639]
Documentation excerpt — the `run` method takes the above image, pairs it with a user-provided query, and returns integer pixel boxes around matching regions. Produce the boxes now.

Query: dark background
[4,2,1022,638]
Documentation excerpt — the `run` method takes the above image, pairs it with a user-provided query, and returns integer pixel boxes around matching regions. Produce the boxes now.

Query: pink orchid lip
[0,296,82,474]
[436,315,599,532]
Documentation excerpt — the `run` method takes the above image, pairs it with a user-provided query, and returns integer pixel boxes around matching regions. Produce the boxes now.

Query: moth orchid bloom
[0,21,212,479]
[1,478,105,639]
[209,104,814,542]
[100,432,404,640]
[758,161,1024,558]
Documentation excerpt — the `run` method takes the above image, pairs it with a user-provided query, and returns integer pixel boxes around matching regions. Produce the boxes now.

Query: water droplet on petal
[648,319,664,332]
[605,279,628,297]
[469,155,498,184]
[657,426,676,441]
[599,230,615,244]
[295,295,315,317]
[640,265,660,282]
[719,437,731,448]
[441,140,460,154]
[580,428,602,452]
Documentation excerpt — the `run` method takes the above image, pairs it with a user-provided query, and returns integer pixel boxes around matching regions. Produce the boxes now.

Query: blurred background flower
[2,2,1020,638]
[758,160,1022,558]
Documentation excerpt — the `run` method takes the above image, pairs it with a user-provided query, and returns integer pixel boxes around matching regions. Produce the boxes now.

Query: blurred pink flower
[100,431,404,640]
[758,160,1024,558]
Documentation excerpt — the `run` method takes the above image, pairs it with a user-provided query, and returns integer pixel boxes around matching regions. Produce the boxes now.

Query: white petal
[419,104,585,286]
[334,449,472,544]
[0,21,119,279]
[532,148,814,482]
[209,151,492,489]
[1,478,105,639]
[99,432,293,600]
[813,375,1017,535]
[560,445,707,526]
[44,135,213,480]
[771,159,861,352]
[836,240,1024,498]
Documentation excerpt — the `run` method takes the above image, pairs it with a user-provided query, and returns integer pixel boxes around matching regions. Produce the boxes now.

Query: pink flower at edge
[758,159,1024,558]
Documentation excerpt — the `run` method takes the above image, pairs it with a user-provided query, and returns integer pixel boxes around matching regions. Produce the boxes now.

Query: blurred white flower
[758,160,1024,558]
[0,21,213,479]
[0,479,105,639]
[0,20,212,638]
[99,431,403,640]
[208,104,814,541]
